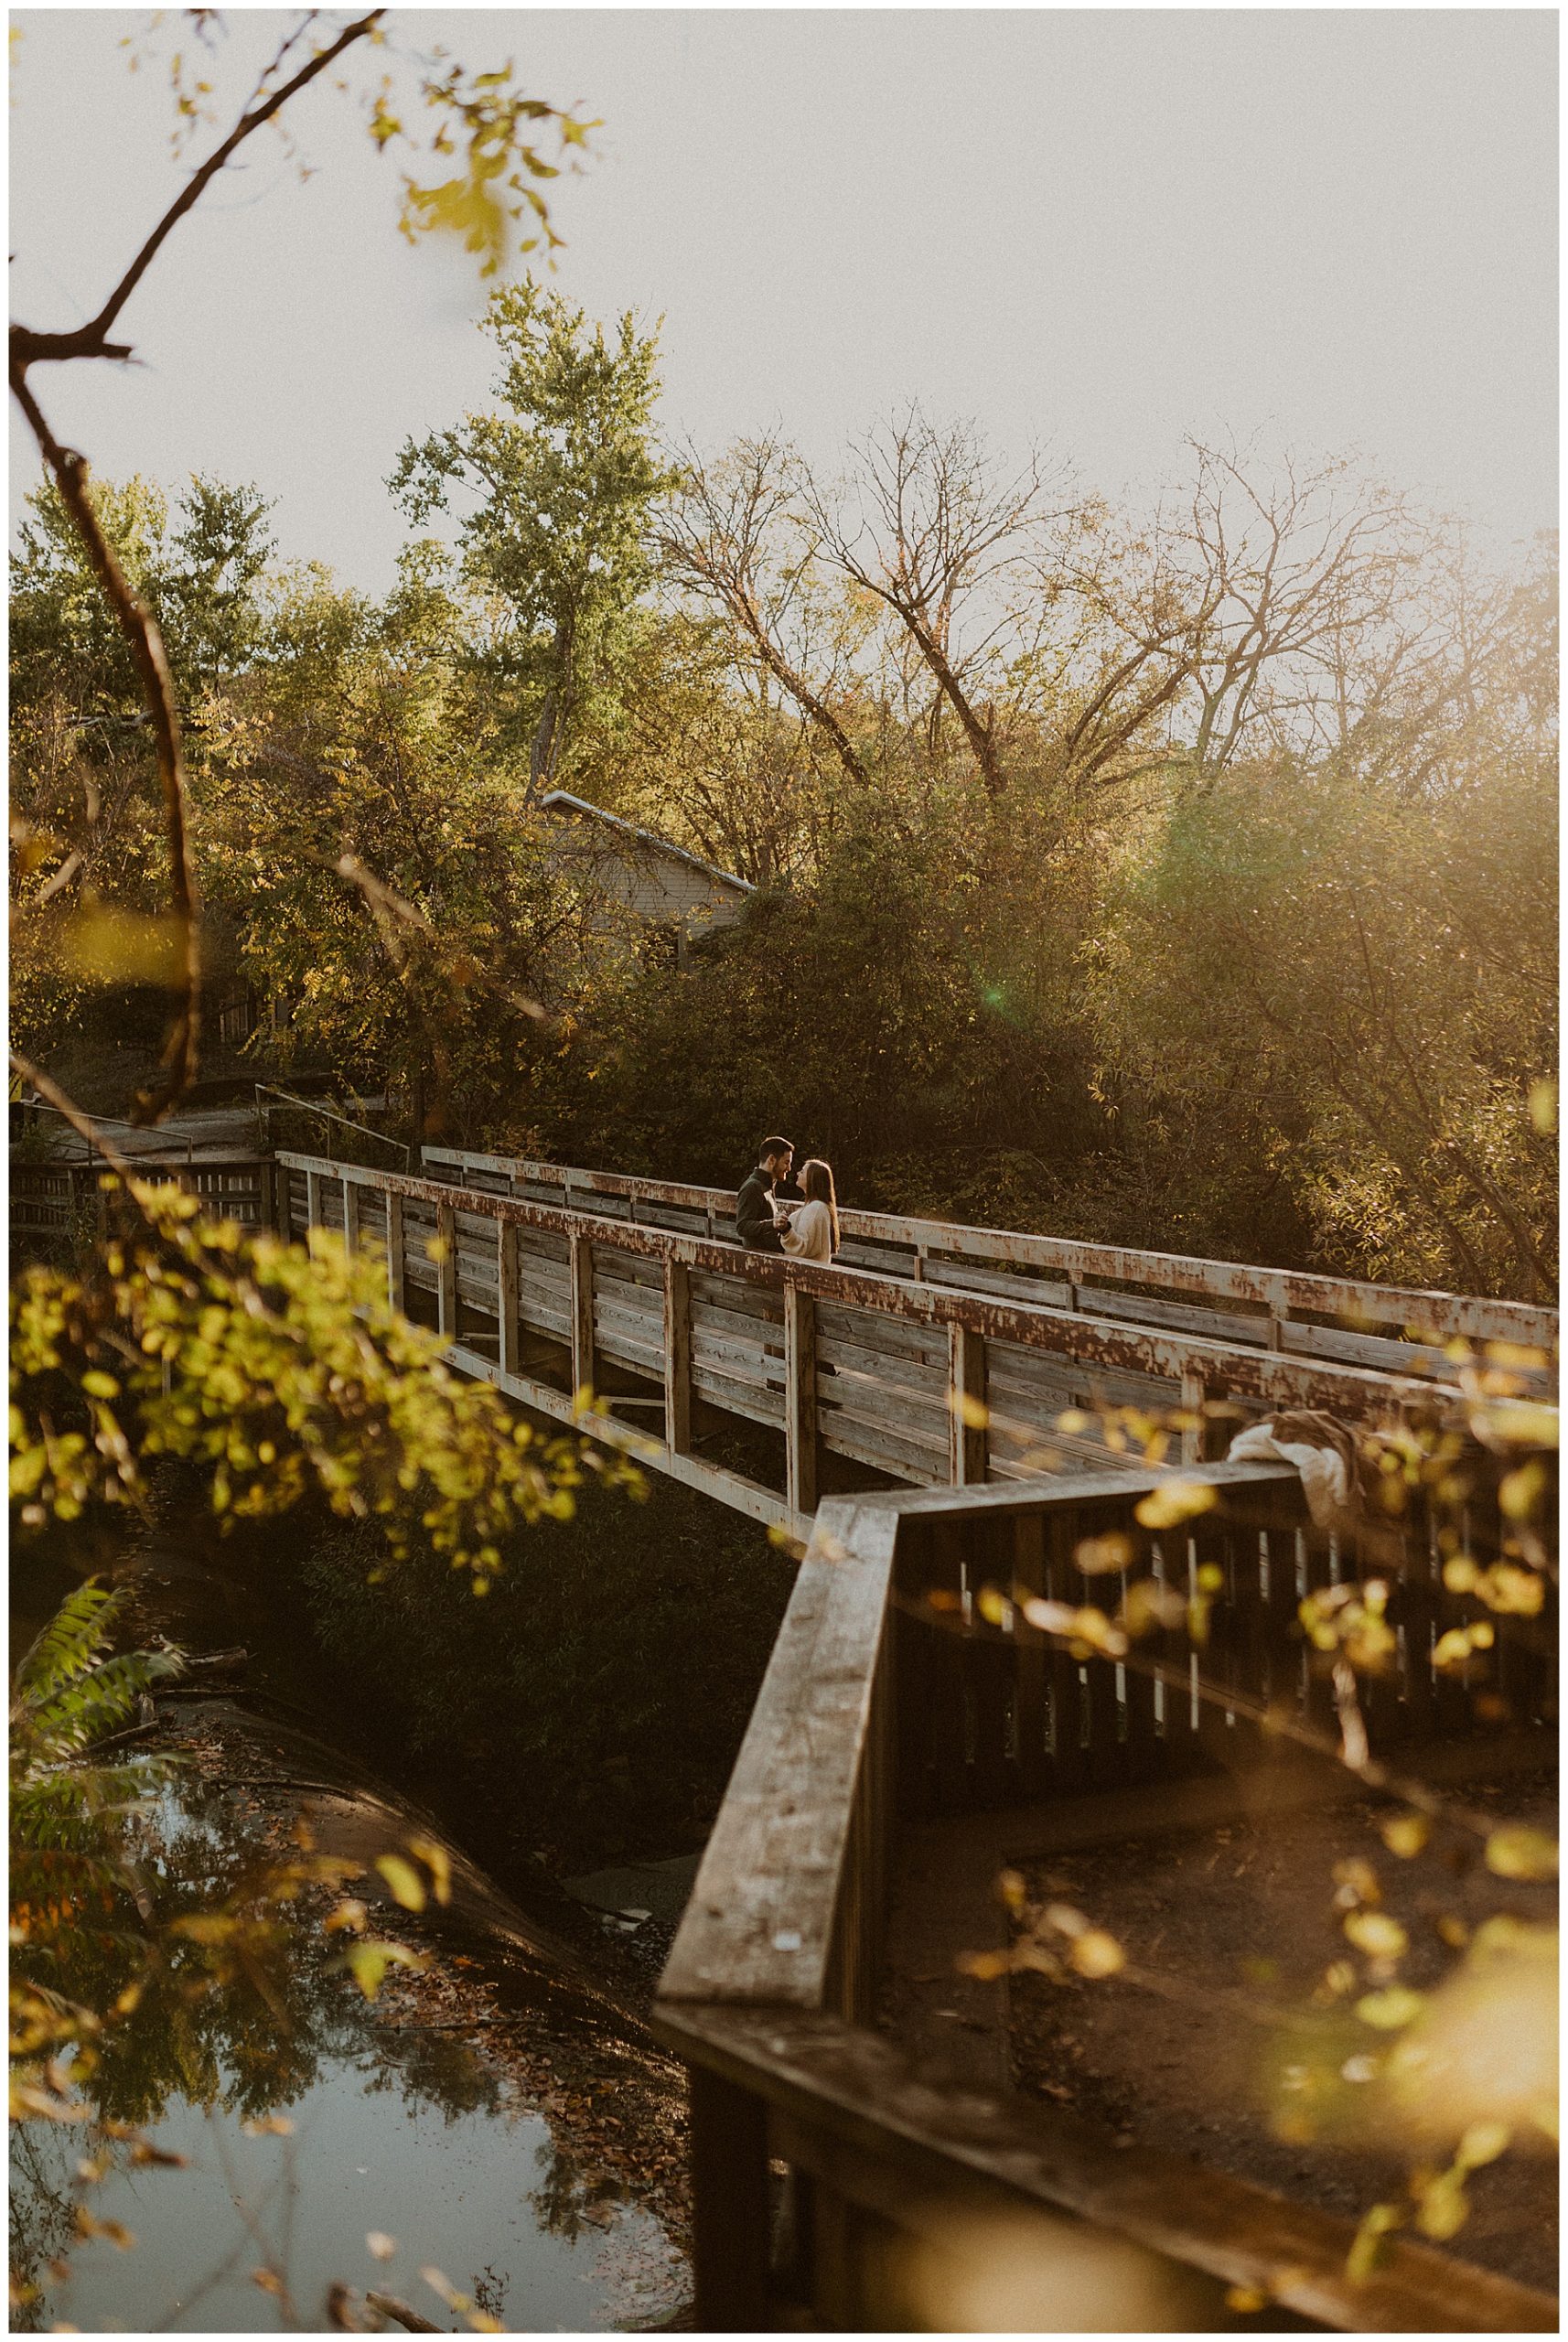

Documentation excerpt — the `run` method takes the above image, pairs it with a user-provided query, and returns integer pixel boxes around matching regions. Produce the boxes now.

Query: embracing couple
[735,1135,840,1263]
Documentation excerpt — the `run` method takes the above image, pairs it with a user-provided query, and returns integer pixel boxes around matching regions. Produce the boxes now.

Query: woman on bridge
[775,1157,839,1262]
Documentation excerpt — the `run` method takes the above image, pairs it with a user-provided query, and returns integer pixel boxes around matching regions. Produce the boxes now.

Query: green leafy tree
[391,280,677,794]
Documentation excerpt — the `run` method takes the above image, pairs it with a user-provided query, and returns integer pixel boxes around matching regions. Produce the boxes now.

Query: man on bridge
[736,1136,797,1253]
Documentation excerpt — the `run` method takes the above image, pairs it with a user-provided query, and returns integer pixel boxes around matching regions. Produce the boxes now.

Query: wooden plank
[786,1284,819,1518]
[815,1333,950,1391]
[497,1221,520,1378]
[664,1258,692,1456]
[654,2004,1560,2337]
[596,1330,666,1379]
[1180,1366,1208,1466]
[817,1302,949,1369]
[1090,1285,1271,1347]
[570,1231,595,1400]
[691,1277,785,1327]
[949,1322,987,1487]
[817,1368,950,1448]
[516,1227,570,1266]
[659,1499,900,2007]
[595,1267,664,1306]
[924,1257,1072,1305]
[925,1520,971,1812]
[692,1364,786,1429]
[435,1203,457,1336]
[384,1192,405,1313]
[592,1290,665,1349]
[818,1413,949,1487]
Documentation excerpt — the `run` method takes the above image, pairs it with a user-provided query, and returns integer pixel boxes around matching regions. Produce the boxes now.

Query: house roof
[540,790,756,897]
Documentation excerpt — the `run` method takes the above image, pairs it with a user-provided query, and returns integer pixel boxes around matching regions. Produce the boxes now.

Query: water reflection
[11,1767,688,2332]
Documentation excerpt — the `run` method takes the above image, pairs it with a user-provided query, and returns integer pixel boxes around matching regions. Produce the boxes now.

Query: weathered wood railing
[653,1466,1557,2332]
[421,1144,1558,1384]
[9,1155,277,1245]
[276,1152,1503,1538]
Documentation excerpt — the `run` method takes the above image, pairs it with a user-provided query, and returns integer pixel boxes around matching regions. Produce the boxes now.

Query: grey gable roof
[540,790,756,897]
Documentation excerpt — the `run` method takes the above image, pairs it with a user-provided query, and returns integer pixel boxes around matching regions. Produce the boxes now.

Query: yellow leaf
[1484,1827,1558,1882]
[1455,2121,1510,2171]
[1356,1986,1425,2030]
[1133,1478,1219,1530]
[1069,1929,1125,1979]
[1498,1460,1548,1520]
[1380,1813,1430,1859]
[341,1939,424,2000]
[1344,1910,1407,1959]
[404,1833,452,1906]
[374,1853,427,1911]
[1074,1531,1133,1576]
[1346,2201,1402,2283]
[1413,2174,1468,2241]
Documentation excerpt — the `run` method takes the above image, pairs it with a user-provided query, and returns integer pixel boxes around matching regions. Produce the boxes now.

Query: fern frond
[21,1647,185,1756]
[13,1582,122,1702]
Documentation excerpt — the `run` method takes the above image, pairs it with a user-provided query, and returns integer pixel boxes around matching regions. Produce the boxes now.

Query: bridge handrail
[651,1470,1557,2332]
[419,1144,1559,1356]
[275,1151,1472,1434]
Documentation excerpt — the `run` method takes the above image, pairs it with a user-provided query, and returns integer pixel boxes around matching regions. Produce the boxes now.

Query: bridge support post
[949,1323,987,1485]
[570,1231,595,1403]
[435,1204,457,1338]
[341,1175,360,1255]
[385,1192,405,1316]
[304,1167,325,1238]
[1180,1368,1227,1464]
[785,1283,818,1518]
[497,1220,520,1378]
[664,1257,692,1455]
[689,2068,770,2331]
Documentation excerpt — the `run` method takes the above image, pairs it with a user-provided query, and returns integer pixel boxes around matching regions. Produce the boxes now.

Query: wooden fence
[421,1144,1558,1382]
[653,1465,1557,2331]
[10,1155,277,1246]
[276,1153,1505,1539]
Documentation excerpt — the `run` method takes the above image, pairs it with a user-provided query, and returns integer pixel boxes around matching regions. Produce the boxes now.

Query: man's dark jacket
[736,1166,783,1252]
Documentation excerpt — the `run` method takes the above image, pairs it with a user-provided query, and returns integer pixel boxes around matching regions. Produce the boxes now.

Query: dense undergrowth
[296,1471,794,1870]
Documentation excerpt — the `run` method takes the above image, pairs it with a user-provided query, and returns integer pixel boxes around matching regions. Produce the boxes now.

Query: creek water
[10,1509,693,2335]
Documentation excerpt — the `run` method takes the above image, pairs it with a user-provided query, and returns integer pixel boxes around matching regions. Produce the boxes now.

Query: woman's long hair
[801,1158,839,1251]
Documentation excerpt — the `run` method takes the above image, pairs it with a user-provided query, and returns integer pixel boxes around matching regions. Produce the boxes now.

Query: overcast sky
[9,6,1558,592]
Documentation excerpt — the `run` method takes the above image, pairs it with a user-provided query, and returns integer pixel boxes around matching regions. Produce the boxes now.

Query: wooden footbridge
[16,1137,1557,2328]
[276,1144,1555,1543]
[266,1144,1557,2333]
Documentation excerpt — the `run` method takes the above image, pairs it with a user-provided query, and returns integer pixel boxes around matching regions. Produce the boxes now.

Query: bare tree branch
[9,11,385,371]
[9,370,202,1123]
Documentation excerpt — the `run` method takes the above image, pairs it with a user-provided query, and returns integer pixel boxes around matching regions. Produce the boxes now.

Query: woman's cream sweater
[779,1198,835,1262]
